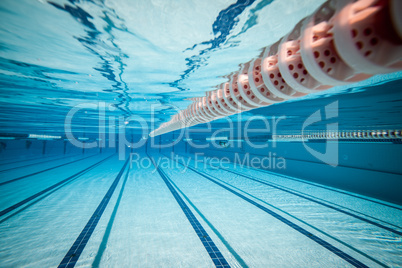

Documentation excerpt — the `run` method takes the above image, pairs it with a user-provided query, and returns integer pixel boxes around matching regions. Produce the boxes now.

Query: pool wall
[2,134,401,206]
[189,140,402,205]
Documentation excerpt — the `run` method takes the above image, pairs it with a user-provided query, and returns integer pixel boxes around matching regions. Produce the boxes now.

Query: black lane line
[148,155,231,268]
[164,166,247,268]
[178,162,369,268]
[0,154,80,173]
[58,158,129,268]
[0,154,56,166]
[212,167,402,236]
[167,176,248,268]
[0,154,115,218]
[91,162,130,268]
[200,149,402,211]
[169,176,248,268]
[0,154,98,187]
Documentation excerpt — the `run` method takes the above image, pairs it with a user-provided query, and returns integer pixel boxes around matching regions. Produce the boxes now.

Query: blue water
[0,0,402,267]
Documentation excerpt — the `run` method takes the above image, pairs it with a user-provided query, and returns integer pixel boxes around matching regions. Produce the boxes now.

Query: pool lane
[149,155,231,268]
[204,168,401,267]
[0,153,80,173]
[0,154,56,166]
[158,154,362,267]
[0,155,126,267]
[58,158,130,268]
[221,168,402,236]
[80,155,220,267]
[198,151,402,212]
[178,154,402,236]
[183,163,369,267]
[0,154,115,219]
[176,152,402,228]
[0,153,72,168]
[171,153,402,267]
[0,153,97,186]
[0,154,110,212]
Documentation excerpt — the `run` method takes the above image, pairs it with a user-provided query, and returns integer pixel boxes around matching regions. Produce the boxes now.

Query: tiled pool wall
[2,137,401,205]
[0,140,102,159]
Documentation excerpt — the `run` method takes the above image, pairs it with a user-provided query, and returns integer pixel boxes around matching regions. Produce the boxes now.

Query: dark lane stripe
[0,154,55,166]
[58,158,129,268]
[167,175,248,268]
[0,154,97,186]
[215,167,402,236]
[0,154,80,173]
[148,155,231,268]
[91,162,130,267]
[0,154,114,218]
[180,163,368,268]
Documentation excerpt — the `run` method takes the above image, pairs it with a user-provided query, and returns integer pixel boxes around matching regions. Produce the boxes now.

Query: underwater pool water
[0,0,402,267]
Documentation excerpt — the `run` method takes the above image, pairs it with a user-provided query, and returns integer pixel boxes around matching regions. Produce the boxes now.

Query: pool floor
[0,153,401,267]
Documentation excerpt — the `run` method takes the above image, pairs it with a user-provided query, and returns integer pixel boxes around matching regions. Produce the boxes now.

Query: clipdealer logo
[302,101,339,167]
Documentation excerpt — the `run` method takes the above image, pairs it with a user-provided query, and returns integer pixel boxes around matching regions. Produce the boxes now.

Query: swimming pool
[0,0,401,267]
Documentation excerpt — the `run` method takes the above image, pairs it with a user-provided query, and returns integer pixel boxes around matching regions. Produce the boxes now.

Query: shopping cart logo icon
[302,101,339,167]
